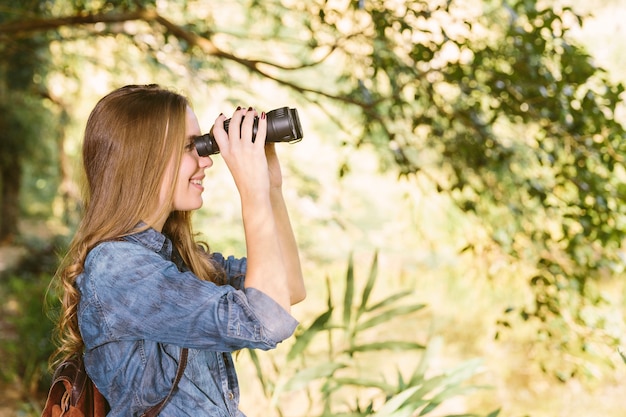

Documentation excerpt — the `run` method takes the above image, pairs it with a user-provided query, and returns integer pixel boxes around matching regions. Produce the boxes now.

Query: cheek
[179,154,197,178]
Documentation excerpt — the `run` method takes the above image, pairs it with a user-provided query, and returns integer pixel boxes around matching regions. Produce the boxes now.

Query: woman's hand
[211,107,270,199]
[212,107,294,312]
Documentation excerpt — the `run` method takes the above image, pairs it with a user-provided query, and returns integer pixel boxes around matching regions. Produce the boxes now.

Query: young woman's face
[164,106,213,213]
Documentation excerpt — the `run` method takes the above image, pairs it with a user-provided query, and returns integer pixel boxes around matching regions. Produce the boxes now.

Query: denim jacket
[76,227,298,416]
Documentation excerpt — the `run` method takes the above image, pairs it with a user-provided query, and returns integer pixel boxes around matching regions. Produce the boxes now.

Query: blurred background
[1,0,626,416]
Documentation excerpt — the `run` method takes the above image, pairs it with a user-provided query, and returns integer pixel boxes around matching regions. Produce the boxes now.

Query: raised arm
[265,143,306,305]
[211,107,304,312]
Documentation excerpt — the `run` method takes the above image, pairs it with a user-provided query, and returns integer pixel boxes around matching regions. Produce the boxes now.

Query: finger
[211,113,229,151]
[228,106,244,141]
[255,110,268,146]
[240,107,257,143]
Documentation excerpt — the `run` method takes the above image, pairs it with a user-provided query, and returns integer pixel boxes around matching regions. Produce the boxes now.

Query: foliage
[246,253,500,417]
[0,272,56,396]
[296,0,626,375]
[0,1,57,241]
[0,0,624,382]
[0,237,64,414]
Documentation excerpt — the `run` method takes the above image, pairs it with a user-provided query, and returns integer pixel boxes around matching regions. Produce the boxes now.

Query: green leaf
[345,341,425,354]
[370,385,422,417]
[408,373,449,401]
[343,253,355,328]
[413,359,486,415]
[442,358,484,387]
[287,308,333,361]
[280,362,346,392]
[419,385,478,416]
[366,290,415,312]
[329,377,395,392]
[246,349,267,396]
[412,336,442,384]
[357,251,379,319]
[356,304,426,331]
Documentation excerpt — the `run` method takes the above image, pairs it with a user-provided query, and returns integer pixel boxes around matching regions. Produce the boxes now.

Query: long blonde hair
[51,84,224,367]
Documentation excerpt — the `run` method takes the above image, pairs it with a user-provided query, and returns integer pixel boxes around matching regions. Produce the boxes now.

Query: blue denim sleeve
[210,252,246,290]
[77,241,298,352]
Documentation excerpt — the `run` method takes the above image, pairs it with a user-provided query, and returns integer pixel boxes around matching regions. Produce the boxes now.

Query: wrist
[269,185,285,202]
[270,183,283,193]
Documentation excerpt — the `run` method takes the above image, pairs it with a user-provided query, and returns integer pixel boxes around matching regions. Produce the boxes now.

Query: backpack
[41,348,188,417]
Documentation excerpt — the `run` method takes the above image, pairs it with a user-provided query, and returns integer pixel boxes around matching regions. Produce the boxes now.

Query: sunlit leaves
[2,0,624,385]
[255,253,494,416]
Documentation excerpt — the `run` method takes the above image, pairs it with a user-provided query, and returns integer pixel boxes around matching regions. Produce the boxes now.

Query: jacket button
[227,392,234,400]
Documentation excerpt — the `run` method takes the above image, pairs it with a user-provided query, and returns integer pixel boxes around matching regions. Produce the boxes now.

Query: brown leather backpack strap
[41,354,110,417]
[141,348,189,417]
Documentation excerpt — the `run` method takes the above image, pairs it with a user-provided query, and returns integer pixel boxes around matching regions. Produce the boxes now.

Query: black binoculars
[194,107,303,156]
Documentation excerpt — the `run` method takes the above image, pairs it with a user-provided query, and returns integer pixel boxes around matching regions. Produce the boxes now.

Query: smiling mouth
[189,178,204,190]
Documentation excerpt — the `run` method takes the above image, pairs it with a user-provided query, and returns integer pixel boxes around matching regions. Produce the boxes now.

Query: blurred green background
[1,0,626,416]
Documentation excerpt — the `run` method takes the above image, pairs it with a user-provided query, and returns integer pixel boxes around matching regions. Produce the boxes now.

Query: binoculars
[194,107,303,156]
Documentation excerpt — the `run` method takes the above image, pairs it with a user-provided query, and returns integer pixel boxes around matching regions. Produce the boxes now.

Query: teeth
[191,179,202,185]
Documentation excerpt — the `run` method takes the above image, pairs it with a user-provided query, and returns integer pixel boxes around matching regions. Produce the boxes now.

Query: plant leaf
[370,385,422,417]
[287,308,334,361]
[280,362,346,392]
[357,304,426,331]
[247,349,267,396]
[330,377,395,392]
[345,341,426,354]
[418,385,480,416]
[412,336,442,385]
[366,290,415,312]
[413,359,485,415]
[357,251,379,319]
[343,253,355,329]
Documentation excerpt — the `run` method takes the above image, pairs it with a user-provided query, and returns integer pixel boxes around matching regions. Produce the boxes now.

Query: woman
[51,84,306,416]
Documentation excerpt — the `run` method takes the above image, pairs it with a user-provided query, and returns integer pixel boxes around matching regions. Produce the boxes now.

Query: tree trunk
[0,157,21,244]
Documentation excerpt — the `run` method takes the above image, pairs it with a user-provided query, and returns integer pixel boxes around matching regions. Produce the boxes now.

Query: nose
[198,154,213,169]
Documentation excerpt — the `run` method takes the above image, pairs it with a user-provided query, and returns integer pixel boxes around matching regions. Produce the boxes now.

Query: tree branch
[0,9,153,34]
[0,8,374,109]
